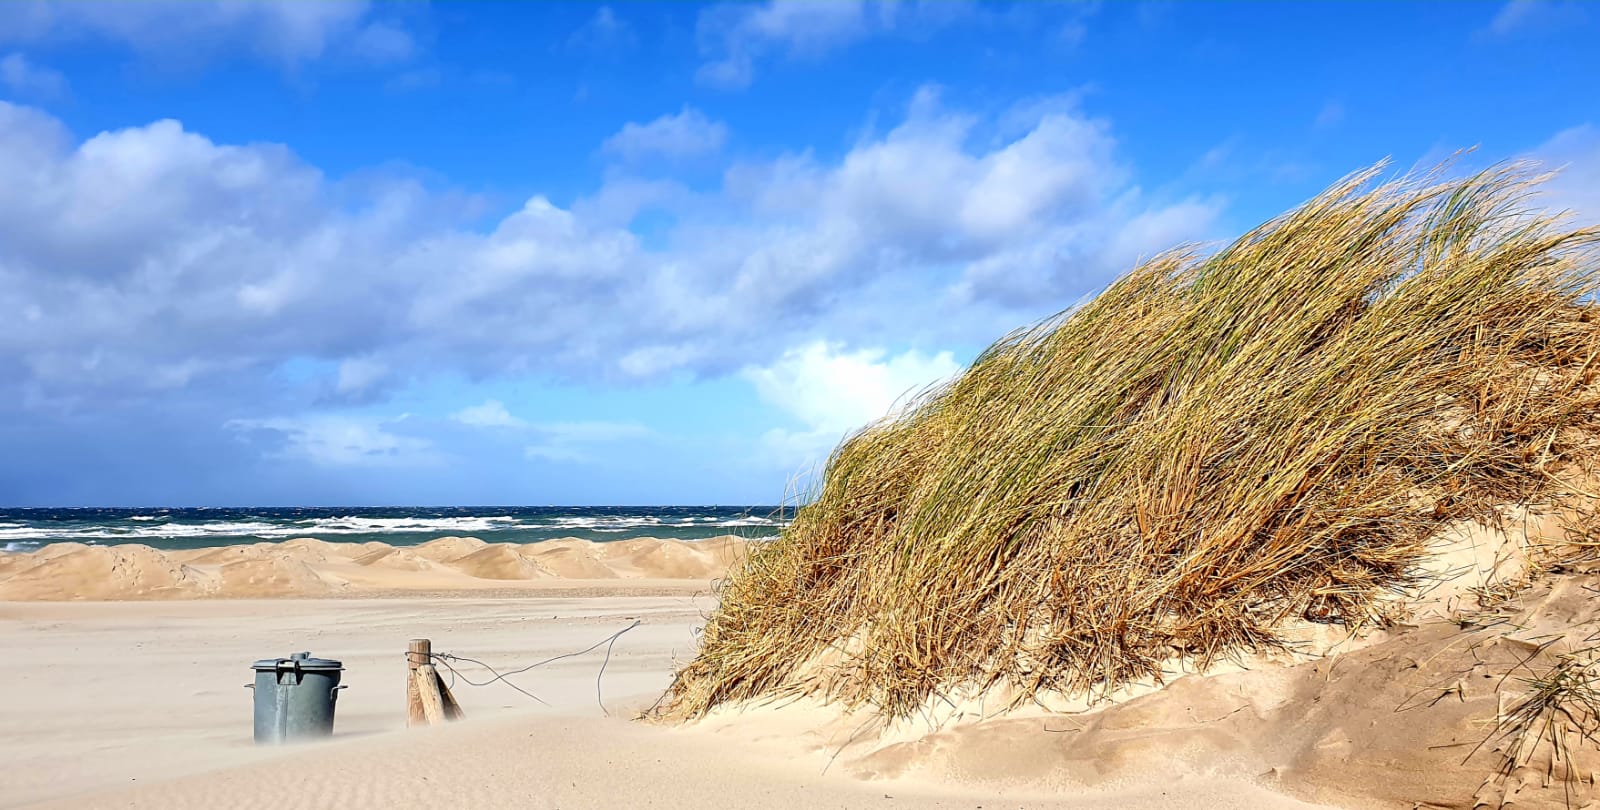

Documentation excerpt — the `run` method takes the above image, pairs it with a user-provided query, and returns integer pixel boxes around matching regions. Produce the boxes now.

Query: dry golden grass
[660,161,1600,720]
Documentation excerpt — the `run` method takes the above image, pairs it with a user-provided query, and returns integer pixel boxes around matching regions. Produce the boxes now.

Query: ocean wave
[0,508,791,545]
[2,540,41,552]
[540,514,785,530]
[289,516,519,534]
[0,515,532,542]
[716,517,783,527]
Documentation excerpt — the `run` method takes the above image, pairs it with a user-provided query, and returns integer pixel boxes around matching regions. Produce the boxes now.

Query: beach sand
[1,591,1321,810]
[6,529,1592,808]
[0,535,749,600]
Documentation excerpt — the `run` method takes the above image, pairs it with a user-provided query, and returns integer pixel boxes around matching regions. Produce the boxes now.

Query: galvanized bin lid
[252,651,343,671]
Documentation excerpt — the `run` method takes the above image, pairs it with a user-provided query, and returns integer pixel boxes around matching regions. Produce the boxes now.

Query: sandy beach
[8,525,1596,808]
[0,585,1323,810]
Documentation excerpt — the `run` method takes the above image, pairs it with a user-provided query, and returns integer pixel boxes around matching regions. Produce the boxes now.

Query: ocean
[0,506,788,553]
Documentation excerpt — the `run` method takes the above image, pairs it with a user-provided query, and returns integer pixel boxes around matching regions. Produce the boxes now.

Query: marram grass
[661,162,1600,720]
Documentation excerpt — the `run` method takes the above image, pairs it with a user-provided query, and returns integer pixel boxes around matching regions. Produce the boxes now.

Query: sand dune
[0,535,749,600]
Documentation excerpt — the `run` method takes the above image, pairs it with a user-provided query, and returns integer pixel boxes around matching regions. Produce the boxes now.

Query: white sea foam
[717,517,782,527]
[288,516,518,535]
[0,512,790,544]
[0,515,583,542]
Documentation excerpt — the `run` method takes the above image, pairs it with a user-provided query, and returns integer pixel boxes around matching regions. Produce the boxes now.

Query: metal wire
[419,619,643,716]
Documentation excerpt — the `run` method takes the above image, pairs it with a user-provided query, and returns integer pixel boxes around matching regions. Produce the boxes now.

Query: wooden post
[406,638,430,727]
[415,664,446,725]
[438,674,465,720]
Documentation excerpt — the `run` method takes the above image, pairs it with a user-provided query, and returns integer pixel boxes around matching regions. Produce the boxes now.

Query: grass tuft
[660,161,1600,720]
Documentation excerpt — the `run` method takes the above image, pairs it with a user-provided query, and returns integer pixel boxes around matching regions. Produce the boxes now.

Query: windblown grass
[1476,647,1600,795]
[662,162,1600,720]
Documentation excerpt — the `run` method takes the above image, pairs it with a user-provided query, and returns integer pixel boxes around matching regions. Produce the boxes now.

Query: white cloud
[743,341,961,469]
[0,91,1219,428]
[569,6,636,53]
[693,0,988,88]
[694,1,1063,88]
[1484,0,1588,36]
[347,21,416,65]
[446,402,649,461]
[602,107,728,162]
[0,1,417,68]
[523,421,652,463]
[696,0,868,87]
[225,414,434,467]
[335,357,389,396]
[0,53,66,98]
[451,399,527,429]
[1527,124,1600,222]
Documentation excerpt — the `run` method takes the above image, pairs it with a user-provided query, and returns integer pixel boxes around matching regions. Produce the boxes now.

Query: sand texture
[0,591,1322,810]
[0,535,747,600]
[5,523,1600,807]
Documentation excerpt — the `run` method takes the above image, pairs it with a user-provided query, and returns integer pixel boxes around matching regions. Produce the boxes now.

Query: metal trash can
[249,652,346,744]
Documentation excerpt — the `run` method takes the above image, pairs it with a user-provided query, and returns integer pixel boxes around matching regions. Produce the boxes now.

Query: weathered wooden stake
[406,638,464,727]
[438,673,465,720]
[415,664,446,725]
[406,638,430,727]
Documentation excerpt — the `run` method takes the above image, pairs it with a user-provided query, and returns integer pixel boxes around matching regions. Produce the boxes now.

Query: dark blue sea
[0,506,787,553]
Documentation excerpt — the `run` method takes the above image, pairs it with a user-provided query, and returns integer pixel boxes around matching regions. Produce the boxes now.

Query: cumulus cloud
[602,107,728,162]
[0,90,1218,455]
[743,341,961,469]
[451,399,527,429]
[0,0,417,68]
[0,52,66,98]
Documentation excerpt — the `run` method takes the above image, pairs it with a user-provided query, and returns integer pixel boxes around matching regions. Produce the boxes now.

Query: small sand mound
[413,536,489,563]
[175,545,267,565]
[217,555,341,597]
[33,542,93,561]
[0,544,202,600]
[695,535,749,570]
[0,551,35,578]
[353,546,448,573]
[524,541,618,579]
[602,538,721,579]
[448,544,548,580]
[0,536,748,600]
[271,538,357,561]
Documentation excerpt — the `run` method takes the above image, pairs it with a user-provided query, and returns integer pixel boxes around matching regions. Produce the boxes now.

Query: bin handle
[330,685,348,703]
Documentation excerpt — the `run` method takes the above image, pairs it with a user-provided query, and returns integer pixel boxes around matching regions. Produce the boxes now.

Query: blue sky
[0,0,1597,506]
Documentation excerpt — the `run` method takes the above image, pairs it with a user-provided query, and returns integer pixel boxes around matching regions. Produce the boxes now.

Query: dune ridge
[0,535,747,601]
